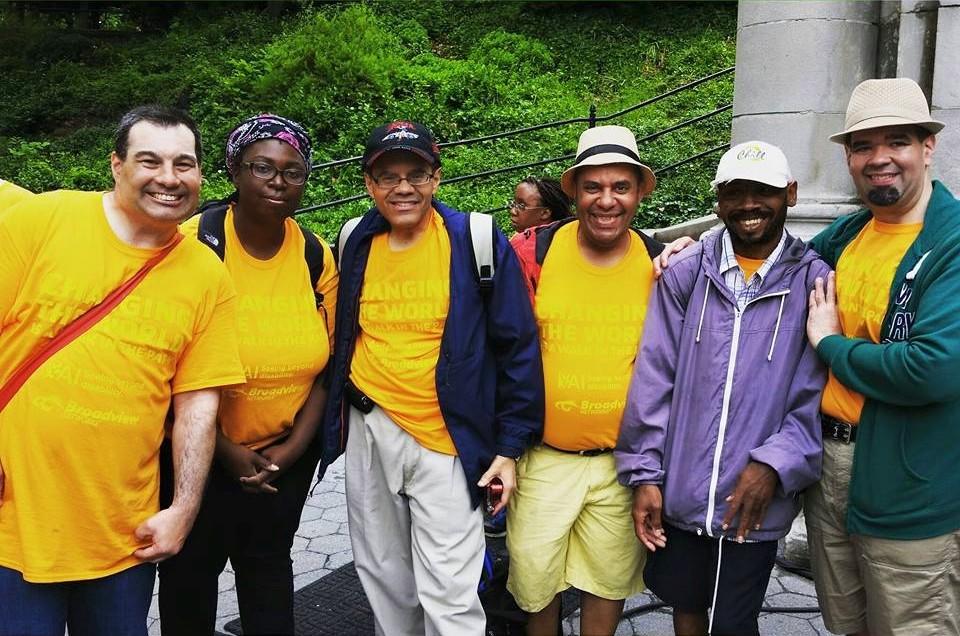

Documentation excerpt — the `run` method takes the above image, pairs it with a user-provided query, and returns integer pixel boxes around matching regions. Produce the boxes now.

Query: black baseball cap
[362,121,441,171]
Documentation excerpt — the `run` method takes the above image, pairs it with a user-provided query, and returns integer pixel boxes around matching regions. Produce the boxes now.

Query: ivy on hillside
[0,1,736,239]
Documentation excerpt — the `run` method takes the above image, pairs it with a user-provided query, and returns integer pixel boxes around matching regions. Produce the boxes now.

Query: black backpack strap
[196,200,230,261]
[534,217,576,265]
[633,227,665,260]
[298,224,326,309]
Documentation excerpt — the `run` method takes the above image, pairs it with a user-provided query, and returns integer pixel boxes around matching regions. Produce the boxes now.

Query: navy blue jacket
[320,199,545,507]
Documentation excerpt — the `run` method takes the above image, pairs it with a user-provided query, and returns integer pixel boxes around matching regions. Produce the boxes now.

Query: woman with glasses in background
[159,114,337,636]
[508,176,571,234]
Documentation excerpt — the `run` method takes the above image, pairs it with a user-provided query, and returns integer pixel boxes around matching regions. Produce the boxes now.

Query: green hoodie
[811,180,960,540]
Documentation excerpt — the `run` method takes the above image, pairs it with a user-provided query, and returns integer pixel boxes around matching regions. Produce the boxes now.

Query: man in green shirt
[806,77,960,636]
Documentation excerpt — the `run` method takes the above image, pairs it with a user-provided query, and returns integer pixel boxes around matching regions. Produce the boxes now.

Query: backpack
[195,198,326,308]
[335,211,496,298]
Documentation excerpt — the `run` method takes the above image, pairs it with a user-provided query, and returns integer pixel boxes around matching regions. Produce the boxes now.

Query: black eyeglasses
[508,201,546,212]
[242,161,308,185]
[370,171,436,188]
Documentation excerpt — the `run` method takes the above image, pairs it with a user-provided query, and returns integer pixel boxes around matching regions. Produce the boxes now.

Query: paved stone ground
[146,457,830,636]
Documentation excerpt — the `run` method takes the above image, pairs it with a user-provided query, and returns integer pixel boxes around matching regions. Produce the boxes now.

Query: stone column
[731,1,881,238]
[931,2,960,190]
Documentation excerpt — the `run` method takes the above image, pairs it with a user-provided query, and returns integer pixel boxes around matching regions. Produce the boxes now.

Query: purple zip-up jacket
[615,230,828,541]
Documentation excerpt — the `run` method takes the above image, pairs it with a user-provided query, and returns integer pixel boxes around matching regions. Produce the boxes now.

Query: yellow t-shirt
[537,222,654,450]
[821,219,922,424]
[735,254,766,281]
[349,211,455,455]
[0,179,33,213]
[0,190,245,583]
[181,208,337,449]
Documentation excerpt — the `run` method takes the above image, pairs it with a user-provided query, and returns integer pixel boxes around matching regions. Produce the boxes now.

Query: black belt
[544,443,612,457]
[822,414,857,444]
[345,380,375,414]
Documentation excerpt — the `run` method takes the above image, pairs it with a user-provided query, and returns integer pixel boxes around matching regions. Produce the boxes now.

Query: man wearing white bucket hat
[806,77,960,636]
[616,141,828,636]
[507,125,667,635]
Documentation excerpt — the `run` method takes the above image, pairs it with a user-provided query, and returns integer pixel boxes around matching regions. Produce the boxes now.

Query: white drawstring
[767,295,785,361]
[707,537,725,635]
[695,283,710,343]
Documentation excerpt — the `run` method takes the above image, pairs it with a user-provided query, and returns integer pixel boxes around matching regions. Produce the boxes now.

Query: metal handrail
[308,66,734,172]
[295,116,731,215]
[296,67,735,215]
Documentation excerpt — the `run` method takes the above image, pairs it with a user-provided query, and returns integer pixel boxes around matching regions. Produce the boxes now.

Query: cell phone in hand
[485,477,504,513]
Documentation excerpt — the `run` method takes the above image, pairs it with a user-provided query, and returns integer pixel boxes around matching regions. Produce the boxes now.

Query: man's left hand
[133,505,193,563]
[653,235,696,278]
[807,271,842,348]
[477,455,517,516]
[721,461,778,542]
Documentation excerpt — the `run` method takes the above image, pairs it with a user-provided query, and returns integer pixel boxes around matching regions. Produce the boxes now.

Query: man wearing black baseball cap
[320,121,544,634]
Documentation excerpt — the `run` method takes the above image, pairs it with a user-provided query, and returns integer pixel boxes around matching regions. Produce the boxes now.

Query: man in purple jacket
[615,141,828,636]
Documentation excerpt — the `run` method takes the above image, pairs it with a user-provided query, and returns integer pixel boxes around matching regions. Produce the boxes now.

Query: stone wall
[931,2,960,189]
[723,0,958,239]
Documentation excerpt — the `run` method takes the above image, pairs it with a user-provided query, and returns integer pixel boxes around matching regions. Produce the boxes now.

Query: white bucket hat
[711,141,793,190]
[829,77,945,144]
[560,125,656,198]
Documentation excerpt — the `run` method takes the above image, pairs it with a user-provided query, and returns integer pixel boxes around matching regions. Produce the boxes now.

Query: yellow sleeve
[0,180,35,215]
[172,268,246,394]
[178,213,200,236]
[0,196,51,319]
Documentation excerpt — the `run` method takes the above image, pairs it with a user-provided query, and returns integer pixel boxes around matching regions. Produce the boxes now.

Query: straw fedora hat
[560,125,656,198]
[829,77,945,144]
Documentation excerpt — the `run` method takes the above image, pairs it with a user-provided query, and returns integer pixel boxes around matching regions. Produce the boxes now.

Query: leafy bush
[0,1,737,238]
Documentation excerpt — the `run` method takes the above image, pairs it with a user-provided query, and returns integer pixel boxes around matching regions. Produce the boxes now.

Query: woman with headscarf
[158,114,337,636]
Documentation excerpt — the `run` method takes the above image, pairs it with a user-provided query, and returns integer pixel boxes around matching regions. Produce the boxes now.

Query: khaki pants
[345,405,486,636]
[806,439,960,636]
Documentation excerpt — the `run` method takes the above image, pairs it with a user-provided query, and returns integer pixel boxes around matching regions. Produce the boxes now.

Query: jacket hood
[700,228,821,288]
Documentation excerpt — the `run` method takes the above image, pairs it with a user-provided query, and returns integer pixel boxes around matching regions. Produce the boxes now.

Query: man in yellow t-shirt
[0,106,245,636]
[323,121,544,635]
[508,126,664,635]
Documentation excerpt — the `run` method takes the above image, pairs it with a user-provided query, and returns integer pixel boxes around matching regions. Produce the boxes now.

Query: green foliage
[0,1,737,239]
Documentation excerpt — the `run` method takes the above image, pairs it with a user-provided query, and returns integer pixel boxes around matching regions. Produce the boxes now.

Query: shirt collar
[718,228,787,282]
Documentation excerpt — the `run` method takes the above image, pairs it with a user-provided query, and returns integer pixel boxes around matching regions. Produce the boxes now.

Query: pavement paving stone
[766,592,820,608]
[325,548,355,571]
[780,569,818,595]
[297,518,339,539]
[292,535,309,551]
[307,533,353,555]
[294,568,332,590]
[298,504,325,522]
[757,613,822,635]
[765,575,785,595]
[291,549,329,576]
[219,569,236,593]
[320,505,348,523]
[311,491,349,509]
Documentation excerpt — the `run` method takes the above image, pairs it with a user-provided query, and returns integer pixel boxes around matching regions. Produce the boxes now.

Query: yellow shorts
[505,446,645,612]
